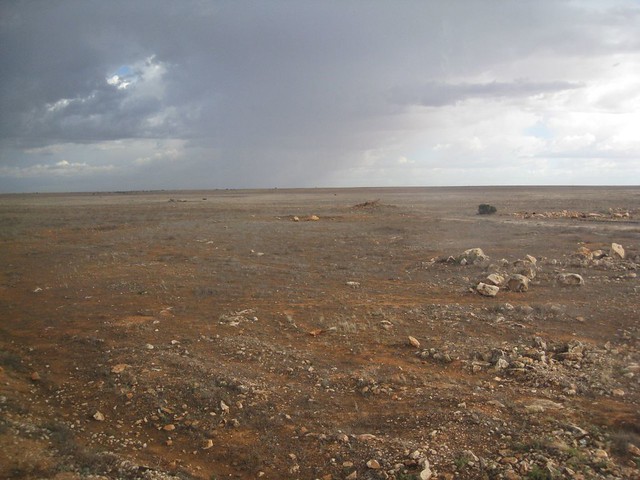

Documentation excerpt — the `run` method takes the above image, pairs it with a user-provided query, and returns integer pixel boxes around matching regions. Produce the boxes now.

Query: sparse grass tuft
[610,428,640,458]
[527,464,553,480]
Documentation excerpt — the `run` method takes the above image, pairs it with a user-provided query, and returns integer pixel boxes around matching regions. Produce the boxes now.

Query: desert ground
[0,186,638,480]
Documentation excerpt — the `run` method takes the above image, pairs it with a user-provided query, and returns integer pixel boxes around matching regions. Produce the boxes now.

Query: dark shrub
[478,204,497,215]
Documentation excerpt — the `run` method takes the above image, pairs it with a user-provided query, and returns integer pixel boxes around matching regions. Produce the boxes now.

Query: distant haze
[1,1,639,192]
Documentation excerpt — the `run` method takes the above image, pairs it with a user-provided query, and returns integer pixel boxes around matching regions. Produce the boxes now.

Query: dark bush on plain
[478,204,497,215]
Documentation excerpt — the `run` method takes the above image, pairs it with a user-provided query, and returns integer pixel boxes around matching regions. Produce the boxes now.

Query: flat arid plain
[1,186,639,480]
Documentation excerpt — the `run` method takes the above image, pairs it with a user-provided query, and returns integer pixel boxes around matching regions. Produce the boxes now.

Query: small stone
[163,424,176,431]
[111,364,127,374]
[525,254,537,265]
[30,371,41,381]
[477,282,499,297]
[220,400,230,414]
[495,358,509,370]
[202,439,214,449]
[408,336,421,348]
[593,448,608,459]
[292,216,300,222]
[356,433,378,442]
[557,273,584,286]
[346,471,357,480]
[335,433,349,443]
[145,344,154,350]
[612,388,625,396]
[409,450,422,460]
[93,411,105,421]
[533,336,547,350]
[610,243,625,259]
[419,461,432,480]
[366,459,381,469]
[525,399,564,412]
[628,443,640,456]
[567,424,588,438]
[308,215,320,221]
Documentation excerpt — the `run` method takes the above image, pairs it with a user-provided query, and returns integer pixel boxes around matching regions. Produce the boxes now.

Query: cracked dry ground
[0,187,639,480]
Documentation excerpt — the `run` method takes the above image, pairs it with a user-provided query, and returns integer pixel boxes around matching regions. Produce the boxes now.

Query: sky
[1,0,639,193]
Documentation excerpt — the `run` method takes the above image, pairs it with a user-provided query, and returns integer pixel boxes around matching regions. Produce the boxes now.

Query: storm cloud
[1,1,639,191]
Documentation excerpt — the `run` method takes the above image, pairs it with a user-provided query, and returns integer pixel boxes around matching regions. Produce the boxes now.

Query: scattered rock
[201,439,214,450]
[485,273,505,286]
[557,273,584,286]
[93,411,105,421]
[506,274,529,292]
[524,399,564,413]
[628,443,640,456]
[477,282,499,297]
[495,358,509,370]
[514,259,537,279]
[111,364,128,374]
[458,248,489,265]
[408,336,421,348]
[610,243,625,259]
[419,460,432,480]
[163,424,176,431]
[308,215,320,221]
[30,371,41,381]
[366,459,381,469]
[593,448,609,459]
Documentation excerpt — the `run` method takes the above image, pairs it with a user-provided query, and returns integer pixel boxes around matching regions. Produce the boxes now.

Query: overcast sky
[1,1,639,192]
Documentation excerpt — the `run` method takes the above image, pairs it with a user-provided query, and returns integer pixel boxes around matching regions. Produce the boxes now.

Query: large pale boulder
[514,259,537,279]
[610,243,625,259]
[458,248,489,265]
[506,274,529,292]
[485,273,505,286]
[477,282,499,297]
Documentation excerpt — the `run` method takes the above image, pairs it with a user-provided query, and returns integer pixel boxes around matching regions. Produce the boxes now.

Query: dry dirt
[0,186,639,480]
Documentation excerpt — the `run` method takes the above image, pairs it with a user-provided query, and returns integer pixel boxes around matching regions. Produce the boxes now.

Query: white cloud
[0,160,115,178]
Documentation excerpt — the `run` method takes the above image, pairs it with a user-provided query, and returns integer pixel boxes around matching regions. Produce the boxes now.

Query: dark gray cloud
[1,1,639,191]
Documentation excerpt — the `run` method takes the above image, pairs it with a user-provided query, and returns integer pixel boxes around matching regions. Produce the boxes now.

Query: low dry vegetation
[0,186,638,479]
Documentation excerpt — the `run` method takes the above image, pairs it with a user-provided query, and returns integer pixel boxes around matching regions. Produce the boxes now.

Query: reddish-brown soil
[0,187,638,479]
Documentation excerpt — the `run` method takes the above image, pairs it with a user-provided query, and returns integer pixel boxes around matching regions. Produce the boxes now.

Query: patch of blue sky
[524,121,553,139]
[116,65,133,76]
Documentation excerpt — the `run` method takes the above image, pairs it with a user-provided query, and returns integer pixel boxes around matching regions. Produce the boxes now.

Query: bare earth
[0,186,639,480]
